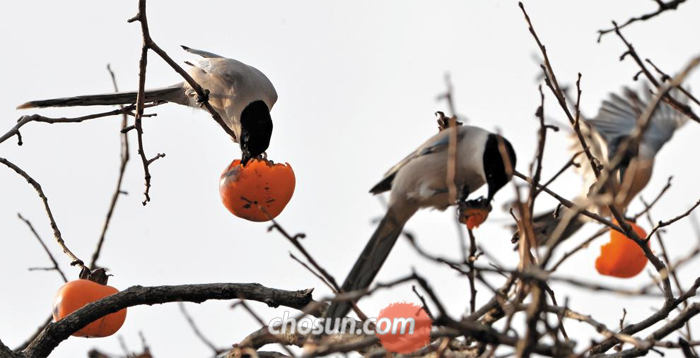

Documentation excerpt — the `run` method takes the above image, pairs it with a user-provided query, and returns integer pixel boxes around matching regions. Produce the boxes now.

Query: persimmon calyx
[79,267,110,285]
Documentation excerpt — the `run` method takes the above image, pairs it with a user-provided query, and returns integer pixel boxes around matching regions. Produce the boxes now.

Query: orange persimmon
[52,278,126,337]
[595,221,648,278]
[458,198,492,230]
[461,208,490,229]
[219,158,296,222]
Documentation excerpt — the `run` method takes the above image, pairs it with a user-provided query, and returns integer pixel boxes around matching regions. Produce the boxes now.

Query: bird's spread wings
[570,84,690,205]
[587,85,689,158]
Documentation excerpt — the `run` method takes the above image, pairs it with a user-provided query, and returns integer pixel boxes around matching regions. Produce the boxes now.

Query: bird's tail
[527,207,587,246]
[325,208,408,320]
[16,84,189,109]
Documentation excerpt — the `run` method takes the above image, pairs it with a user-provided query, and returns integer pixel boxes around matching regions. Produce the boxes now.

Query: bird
[529,84,690,244]
[325,123,517,319]
[17,46,277,164]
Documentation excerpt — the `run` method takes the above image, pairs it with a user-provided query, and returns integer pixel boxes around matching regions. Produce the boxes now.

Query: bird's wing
[642,88,689,153]
[370,128,460,194]
[181,45,223,58]
[586,89,641,158]
[186,57,278,110]
[587,85,689,158]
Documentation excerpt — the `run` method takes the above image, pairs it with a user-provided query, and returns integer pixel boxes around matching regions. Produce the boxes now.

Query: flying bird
[530,85,690,243]
[325,124,516,319]
[17,46,277,163]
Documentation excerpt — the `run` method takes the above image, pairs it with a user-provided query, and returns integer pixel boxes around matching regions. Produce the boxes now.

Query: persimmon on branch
[18,283,316,358]
[518,3,700,356]
[3,1,700,357]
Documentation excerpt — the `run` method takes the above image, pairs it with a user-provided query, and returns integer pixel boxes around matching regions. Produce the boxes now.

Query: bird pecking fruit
[458,198,492,230]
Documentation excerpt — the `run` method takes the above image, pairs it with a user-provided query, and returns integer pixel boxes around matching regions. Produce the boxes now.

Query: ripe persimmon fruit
[52,268,127,338]
[219,158,296,222]
[461,208,490,229]
[595,220,648,278]
[458,198,491,230]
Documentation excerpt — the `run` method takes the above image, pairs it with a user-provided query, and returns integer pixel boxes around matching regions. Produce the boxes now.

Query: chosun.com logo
[268,302,432,354]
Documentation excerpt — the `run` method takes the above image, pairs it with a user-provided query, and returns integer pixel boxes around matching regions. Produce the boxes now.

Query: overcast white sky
[1,1,699,357]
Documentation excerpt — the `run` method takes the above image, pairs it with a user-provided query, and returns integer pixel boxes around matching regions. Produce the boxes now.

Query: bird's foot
[435,111,463,131]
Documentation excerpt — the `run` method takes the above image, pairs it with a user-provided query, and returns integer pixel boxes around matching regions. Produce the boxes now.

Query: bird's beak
[487,184,497,202]
[241,150,252,166]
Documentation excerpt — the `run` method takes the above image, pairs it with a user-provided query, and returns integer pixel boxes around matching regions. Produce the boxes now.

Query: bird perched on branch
[17,46,277,164]
[325,122,516,319]
[529,84,690,244]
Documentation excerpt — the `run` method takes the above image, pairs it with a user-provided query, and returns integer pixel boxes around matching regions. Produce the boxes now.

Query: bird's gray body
[326,125,504,319]
[379,125,490,213]
[17,46,278,144]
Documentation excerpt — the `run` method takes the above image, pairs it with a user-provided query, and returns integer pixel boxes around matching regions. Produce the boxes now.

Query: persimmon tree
[1,1,700,358]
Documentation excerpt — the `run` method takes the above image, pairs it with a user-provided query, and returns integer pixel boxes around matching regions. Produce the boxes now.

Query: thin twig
[611,22,700,123]
[233,300,297,358]
[0,107,146,146]
[264,213,368,321]
[645,198,700,241]
[289,253,336,293]
[178,302,225,355]
[90,64,132,268]
[0,157,85,269]
[131,0,159,205]
[17,213,68,282]
[467,229,478,314]
[597,0,687,41]
[642,198,696,348]
[646,58,700,107]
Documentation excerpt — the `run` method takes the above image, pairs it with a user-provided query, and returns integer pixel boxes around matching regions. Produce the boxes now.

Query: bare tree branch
[20,283,316,358]
[0,107,146,146]
[597,0,687,41]
[610,22,700,123]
